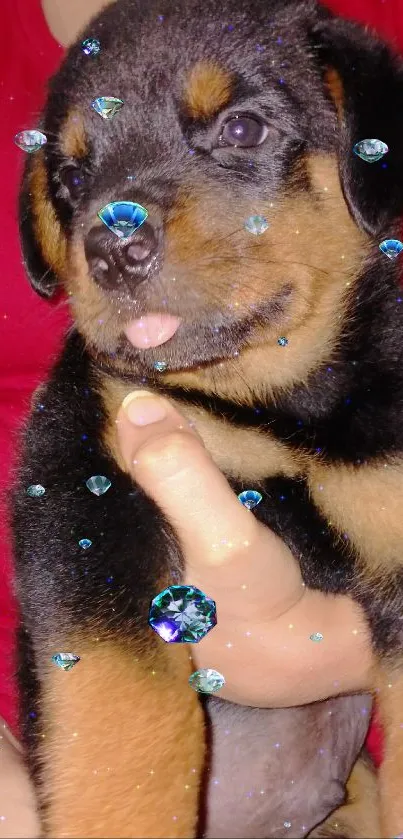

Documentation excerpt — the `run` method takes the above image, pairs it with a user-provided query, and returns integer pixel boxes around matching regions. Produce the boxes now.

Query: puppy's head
[19,0,403,399]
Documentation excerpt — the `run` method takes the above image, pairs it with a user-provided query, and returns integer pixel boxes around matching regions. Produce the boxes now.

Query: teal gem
[27,484,45,498]
[91,97,124,120]
[79,538,92,550]
[244,215,269,235]
[15,130,47,153]
[82,38,101,56]
[353,139,388,163]
[98,201,148,239]
[86,475,112,496]
[310,632,324,642]
[278,336,288,346]
[238,490,262,510]
[51,653,80,671]
[148,584,217,643]
[189,668,225,694]
[379,239,403,259]
[154,361,167,372]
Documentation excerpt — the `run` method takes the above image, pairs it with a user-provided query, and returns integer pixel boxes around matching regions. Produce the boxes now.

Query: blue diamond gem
[189,668,225,694]
[98,201,148,239]
[148,584,217,643]
[51,653,80,671]
[86,475,112,496]
[278,336,288,346]
[353,139,389,163]
[244,215,269,235]
[79,538,92,550]
[82,38,101,56]
[379,239,403,259]
[27,484,46,497]
[15,130,47,153]
[238,489,262,510]
[154,361,167,372]
[91,97,124,120]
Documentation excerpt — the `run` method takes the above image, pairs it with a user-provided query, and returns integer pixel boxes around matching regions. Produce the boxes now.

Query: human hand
[116,390,373,707]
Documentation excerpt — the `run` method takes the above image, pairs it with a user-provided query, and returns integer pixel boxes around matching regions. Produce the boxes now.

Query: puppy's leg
[36,636,205,838]
[308,755,380,839]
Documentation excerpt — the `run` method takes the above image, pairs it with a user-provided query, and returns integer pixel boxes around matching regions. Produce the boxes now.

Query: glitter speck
[277,336,288,346]
[310,632,324,642]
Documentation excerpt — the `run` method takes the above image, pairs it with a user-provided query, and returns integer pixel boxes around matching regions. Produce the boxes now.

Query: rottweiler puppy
[11,0,403,835]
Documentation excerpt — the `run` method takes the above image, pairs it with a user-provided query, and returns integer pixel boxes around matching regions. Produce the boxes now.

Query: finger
[116,390,260,567]
[116,391,302,616]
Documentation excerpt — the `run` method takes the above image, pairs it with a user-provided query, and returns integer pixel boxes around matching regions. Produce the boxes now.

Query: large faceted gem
[14,130,47,153]
[98,201,148,239]
[148,584,217,643]
[353,139,388,163]
[379,239,403,259]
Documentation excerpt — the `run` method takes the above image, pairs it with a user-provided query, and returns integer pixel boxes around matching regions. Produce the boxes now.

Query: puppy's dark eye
[219,115,269,148]
[60,165,86,200]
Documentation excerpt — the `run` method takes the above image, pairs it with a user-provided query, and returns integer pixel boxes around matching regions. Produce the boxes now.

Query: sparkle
[277,336,288,346]
[148,584,217,643]
[79,538,92,550]
[353,138,388,162]
[189,668,225,694]
[310,632,324,642]
[244,215,269,235]
[14,129,47,153]
[91,97,124,120]
[238,489,262,510]
[98,201,148,239]
[154,361,168,372]
[86,475,112,496]
[379,239,403,259]
[51,653,80,671]
[82,38,101,56]
[27,484,45,498]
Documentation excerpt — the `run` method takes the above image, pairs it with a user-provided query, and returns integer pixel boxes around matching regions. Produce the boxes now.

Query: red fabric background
[0,0,401,761]
[0,0,68,735]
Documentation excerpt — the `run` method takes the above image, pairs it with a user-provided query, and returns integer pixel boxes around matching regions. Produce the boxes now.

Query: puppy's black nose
[84,222,161,292]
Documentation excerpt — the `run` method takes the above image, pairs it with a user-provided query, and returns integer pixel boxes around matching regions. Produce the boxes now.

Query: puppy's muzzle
[84,221,162,293]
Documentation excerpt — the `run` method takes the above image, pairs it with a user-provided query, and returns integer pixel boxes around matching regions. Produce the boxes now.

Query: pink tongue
[124,314,182,349]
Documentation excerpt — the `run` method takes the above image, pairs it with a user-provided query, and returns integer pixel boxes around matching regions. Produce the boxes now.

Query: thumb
[116,391,303,617]
[116,390,260,569]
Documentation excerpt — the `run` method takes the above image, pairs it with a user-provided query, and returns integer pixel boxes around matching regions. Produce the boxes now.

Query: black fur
[11,0,403,835]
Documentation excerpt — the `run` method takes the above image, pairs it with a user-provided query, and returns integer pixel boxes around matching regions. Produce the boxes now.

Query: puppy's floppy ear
[19,149,66,299]
[311,13,403,237]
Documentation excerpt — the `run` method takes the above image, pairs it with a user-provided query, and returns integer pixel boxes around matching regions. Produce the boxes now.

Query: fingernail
[122,390,167,426]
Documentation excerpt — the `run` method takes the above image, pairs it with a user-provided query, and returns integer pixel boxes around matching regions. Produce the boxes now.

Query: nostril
[127,242,152,263]
[89,256,110,283]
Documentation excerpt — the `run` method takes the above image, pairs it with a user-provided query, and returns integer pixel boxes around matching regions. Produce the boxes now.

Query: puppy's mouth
[124,313,183,349]
[118,285,292,371]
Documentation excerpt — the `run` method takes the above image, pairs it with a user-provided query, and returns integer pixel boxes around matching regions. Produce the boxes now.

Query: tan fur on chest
[100,377,306,483]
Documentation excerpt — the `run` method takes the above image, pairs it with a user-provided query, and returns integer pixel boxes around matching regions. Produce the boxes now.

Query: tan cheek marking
[183,60,233,120]
[324,67,344,120]
[30,154,67,275]
[100,377,305,482]
[60,109,88,158]
[38,635,204,838]
[165,154,369,402]
[308,458,403,573]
